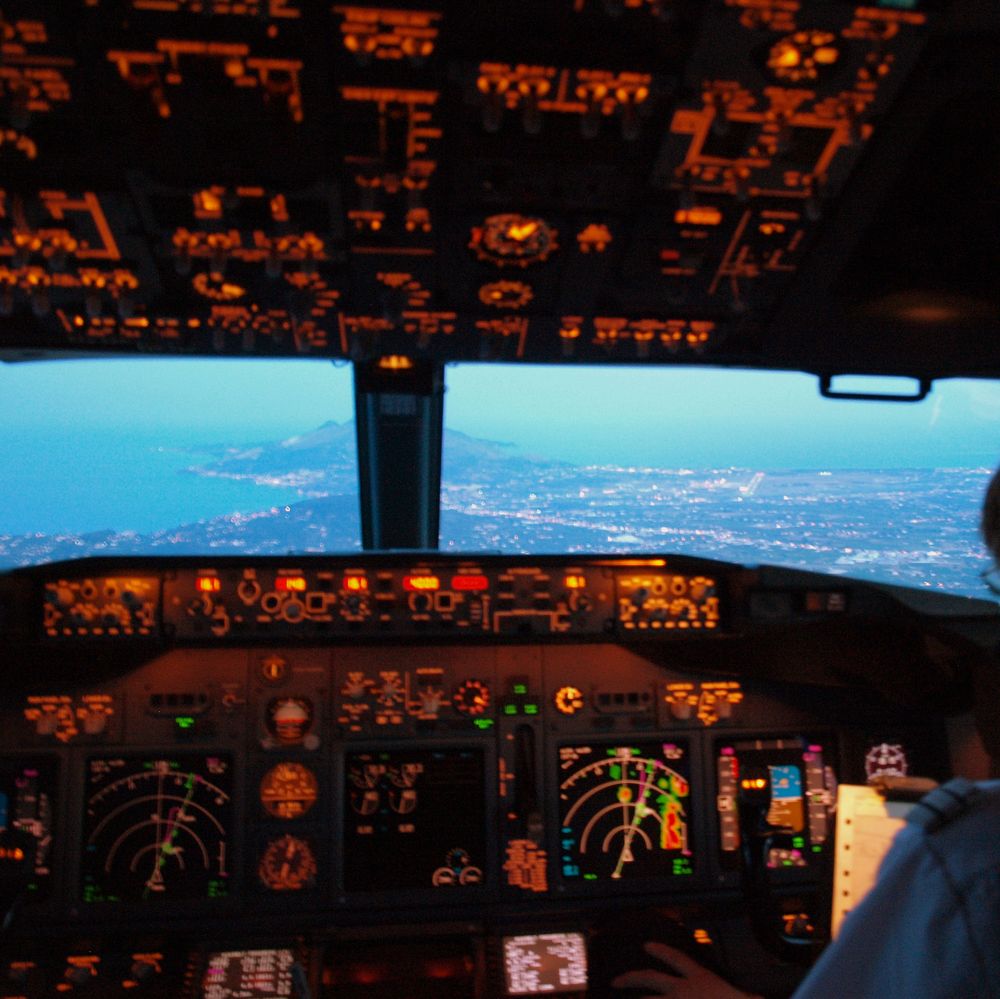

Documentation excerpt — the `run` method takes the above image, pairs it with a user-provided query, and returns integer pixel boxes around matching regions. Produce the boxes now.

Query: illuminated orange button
[674,207,722,226]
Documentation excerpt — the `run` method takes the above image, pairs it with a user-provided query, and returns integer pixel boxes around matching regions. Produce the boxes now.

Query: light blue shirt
[794,779,1000,999]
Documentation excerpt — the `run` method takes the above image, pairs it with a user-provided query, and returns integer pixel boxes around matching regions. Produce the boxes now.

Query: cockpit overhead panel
[1,0,988,379]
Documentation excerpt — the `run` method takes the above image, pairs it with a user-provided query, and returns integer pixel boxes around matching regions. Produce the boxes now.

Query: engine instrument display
[558,743,694,883]
[82,756,232,903]
[202,949,295,999]
[260,763,319,820]
[344,748,486,891]
[0,757,56,895]
[503,933,588,996]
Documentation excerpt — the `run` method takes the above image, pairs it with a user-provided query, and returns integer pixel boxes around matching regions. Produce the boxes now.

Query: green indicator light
[524,704,539,715]
[584,873,598,881]
[473,718,494,730]
[175,716,195,730]
[504,704,518,715]
[513,683,527,695]
[812,845,823,853]
[792,836,805,849]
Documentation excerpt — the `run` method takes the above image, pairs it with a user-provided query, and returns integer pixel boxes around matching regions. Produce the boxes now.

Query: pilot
[611,469,1000,999]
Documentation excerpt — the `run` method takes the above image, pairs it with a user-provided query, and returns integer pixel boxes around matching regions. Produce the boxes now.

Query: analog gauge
[386,761,423,788]
[81,756,232,903]
[479,280,534,309]
[554,686,585,716]
[260,763,319,820]
[767,31,840,84]
[431,848,483,886]
[265,697,314,744]
[258,834,317,892]
[558,743,694,882]
[452,679,491,717]
[470,214,558,268]
[385,760,424,814]
[347,760,383,816]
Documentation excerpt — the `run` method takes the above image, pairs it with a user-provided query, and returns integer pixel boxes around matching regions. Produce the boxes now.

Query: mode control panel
[32,557,732,643]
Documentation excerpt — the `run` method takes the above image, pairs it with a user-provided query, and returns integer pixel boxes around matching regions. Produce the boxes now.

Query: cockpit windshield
[1,359,997,599]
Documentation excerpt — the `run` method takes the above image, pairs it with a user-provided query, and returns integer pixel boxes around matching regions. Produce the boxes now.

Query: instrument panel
[0,555,966,995]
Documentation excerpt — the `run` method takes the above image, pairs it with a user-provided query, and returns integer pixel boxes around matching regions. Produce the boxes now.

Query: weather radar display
[558,743,693,882]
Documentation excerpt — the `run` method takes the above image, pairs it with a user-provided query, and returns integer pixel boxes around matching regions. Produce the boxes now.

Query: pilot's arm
[611,942,761,998]
[614,779,1000,999]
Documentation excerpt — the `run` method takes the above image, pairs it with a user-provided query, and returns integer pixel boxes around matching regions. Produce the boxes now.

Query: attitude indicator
[558,743,693,882]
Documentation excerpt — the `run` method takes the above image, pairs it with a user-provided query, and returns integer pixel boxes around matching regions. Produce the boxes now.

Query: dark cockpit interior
[1,1,999,996]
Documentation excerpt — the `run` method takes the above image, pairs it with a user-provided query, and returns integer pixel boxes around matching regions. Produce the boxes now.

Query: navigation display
[82,756,232,903]
[558,742,694,883]
[343,748,486,891]
[503,933,588,995]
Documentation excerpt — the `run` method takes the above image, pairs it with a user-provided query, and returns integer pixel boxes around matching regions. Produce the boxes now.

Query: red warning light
[344,576,369,592]
[276,577,306,592]
[403,575,440,592]
[451,574,489,592]
[196,577,221,593]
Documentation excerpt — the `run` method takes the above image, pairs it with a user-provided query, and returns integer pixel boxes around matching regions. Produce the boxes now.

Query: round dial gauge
[479,280,534,309]
[452,679,491,717]
[470,214,558,268]
[266,697,314,744]
[554,686,585,716]
[82,756,232,902]
[260,762,319,820]
[558,743,693,882]
[258,834,317,892]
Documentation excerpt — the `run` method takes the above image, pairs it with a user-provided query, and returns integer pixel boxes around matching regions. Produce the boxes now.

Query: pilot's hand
[611,942,760,999]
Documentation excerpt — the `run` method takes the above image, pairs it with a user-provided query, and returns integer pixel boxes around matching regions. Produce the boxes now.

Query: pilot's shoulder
[906,777,1000,835]
[897,777,1000,901]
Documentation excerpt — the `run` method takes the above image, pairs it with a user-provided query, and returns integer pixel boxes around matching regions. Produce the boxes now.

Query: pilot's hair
[983,466,1000,561]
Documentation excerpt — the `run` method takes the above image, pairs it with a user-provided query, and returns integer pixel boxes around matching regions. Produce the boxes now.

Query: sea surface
[0,428,303,535]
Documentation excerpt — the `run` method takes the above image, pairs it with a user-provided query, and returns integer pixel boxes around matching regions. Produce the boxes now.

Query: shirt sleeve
[793,788,1000,999]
